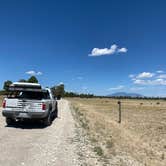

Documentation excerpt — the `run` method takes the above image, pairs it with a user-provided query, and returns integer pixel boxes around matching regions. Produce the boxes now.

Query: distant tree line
[51,84,65,98]
[63,92,166,100]
[88,95,166,100]
[1,78,166,100]
[50,84,94,98]
[64,91,94,98]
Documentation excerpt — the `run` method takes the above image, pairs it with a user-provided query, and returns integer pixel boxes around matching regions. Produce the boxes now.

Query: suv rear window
[8,91,50,100]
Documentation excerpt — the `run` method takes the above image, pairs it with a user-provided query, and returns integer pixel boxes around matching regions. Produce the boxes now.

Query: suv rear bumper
[2,110,48,119]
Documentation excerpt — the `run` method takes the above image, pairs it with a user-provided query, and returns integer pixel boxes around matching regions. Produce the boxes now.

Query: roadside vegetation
[69,97,166,166]
[0,96,3,107]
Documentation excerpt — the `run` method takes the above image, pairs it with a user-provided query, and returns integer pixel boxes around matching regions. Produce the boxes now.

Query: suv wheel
[52,106,58,120]
[55,106,58,118]
[6,118,15,125]
[43,113,52,126]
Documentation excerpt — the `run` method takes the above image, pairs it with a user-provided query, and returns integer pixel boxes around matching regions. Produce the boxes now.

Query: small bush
[94,146,103,156]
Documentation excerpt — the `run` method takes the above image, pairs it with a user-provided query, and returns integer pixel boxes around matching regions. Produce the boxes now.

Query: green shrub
[94,146,103,156]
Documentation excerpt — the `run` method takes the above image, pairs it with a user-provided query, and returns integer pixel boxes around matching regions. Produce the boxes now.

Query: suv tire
[43,113,52,126]
[6,118,16,125]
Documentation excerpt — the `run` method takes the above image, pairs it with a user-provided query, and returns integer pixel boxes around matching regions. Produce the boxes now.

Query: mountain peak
[107,92,143,97]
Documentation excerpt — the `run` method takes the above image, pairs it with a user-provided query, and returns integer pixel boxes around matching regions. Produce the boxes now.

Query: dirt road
[0,100,82,166]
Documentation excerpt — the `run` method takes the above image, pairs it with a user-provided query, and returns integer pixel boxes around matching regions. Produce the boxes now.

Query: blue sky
[0,0,166,96]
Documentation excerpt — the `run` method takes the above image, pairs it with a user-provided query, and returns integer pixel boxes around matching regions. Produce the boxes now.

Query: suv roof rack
[8,82,46,92]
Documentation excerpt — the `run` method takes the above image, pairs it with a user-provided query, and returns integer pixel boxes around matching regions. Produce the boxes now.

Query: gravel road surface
[0,100,82,166]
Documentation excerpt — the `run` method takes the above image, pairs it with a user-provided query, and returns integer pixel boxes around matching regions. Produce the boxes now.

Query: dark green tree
[28,76,38,83]
[18,79,27,82]
[3,80,12,91]
[51,84,65,98]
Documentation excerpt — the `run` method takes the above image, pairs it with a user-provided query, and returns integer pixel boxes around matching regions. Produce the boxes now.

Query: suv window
[45,91,51,99]
[8,91,50,100]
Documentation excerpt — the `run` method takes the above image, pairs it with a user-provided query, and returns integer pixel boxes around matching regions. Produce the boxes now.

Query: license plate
[19,113,29,118]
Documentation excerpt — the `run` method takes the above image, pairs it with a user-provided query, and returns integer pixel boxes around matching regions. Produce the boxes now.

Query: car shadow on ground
[5,118,57,129]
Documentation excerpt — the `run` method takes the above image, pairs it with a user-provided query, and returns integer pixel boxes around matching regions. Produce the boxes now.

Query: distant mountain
[107,92,143,97]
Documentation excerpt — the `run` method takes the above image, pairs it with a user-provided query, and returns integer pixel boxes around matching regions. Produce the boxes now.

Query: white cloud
[108,85,125,91]
[133,79,146,85]
[89,44,128,56]
[118,47,128,53]
[26,70,43,76]
[156,70,164,73]
[59,82,64,85]
[152,79,166,85]
[129,70,166,95]
[37,72,42,75]
[136,72,154,79]
[157,74,166,79]
[133,78,166,86]
[26,71,36,75]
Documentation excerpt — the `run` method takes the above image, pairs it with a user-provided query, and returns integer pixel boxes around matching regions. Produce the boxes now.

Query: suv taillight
[2,100,6,108]
[42,103,46,110]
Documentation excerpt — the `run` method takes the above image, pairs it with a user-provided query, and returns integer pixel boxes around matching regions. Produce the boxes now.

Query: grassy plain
[69,97,166,166]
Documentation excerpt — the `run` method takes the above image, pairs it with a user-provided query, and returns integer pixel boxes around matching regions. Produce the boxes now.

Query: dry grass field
[69,98,166,166]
